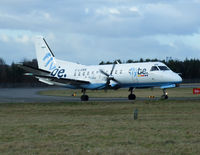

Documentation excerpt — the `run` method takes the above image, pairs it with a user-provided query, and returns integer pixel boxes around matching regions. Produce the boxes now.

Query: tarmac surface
[0,84,200,103]
[0,87,132,103]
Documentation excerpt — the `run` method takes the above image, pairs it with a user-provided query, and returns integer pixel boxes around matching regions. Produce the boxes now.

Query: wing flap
[35,74,90,85]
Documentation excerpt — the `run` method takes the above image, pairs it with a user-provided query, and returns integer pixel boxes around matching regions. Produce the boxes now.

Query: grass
[0,100,200,154]
[39,87,199,98]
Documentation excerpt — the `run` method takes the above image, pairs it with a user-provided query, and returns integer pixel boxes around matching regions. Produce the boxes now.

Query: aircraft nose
[174,73,182,83]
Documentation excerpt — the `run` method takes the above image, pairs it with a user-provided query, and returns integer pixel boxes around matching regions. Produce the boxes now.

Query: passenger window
[150,66,159,71]
[83,72,85,76]
[120,70,122,74]
[78,72,81,76]
[74,72,76,76]
[115,70,118,74]
[87,71,89,75]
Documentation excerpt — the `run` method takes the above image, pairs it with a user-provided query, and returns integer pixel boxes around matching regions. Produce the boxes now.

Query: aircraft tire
[161,95,168,100]
[81,95,89,101]
[128,94,136,100]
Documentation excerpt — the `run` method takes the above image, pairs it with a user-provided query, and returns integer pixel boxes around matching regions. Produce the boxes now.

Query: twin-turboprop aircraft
[20,37,182,101]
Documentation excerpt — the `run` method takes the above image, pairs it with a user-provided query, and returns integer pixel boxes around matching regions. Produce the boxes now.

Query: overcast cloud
[0,0,200,65]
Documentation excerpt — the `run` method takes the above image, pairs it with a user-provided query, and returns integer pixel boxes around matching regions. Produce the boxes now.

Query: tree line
[0,57,200,87]
[0,58,42,87]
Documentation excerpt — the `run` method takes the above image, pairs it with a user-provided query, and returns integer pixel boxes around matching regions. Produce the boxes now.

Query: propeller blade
[99,63,120,89]
[111,78,120,83]
[110,63,116,75]
[99,69,109,77]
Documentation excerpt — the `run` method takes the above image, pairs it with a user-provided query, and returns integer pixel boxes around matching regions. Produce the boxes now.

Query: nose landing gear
[81,88,89,101]
[128,87,136,100]
[161,88,168,99]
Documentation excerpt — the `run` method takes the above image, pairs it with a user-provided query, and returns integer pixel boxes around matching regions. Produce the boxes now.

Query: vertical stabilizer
[35,36,57,71]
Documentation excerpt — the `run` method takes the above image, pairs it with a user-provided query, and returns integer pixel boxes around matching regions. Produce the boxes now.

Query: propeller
[99,63,120,88]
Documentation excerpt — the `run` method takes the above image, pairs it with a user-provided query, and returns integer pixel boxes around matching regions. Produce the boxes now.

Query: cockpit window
[150,66,159,71]
[158,66,169,71]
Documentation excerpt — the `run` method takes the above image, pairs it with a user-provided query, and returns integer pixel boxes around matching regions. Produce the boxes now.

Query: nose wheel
[161,89,168,99]
[81,88,89,101]
[128,87,136,100]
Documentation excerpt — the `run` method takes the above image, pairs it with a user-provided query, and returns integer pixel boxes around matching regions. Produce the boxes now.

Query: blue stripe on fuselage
[63,81,181,90]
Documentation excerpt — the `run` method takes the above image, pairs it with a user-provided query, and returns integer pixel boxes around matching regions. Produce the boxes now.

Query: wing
[18,64,90,85]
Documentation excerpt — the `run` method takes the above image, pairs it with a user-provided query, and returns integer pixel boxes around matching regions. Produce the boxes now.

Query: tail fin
[35,36,57,71]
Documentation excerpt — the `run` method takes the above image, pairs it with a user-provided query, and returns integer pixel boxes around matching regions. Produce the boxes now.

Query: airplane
[19,36,182,101]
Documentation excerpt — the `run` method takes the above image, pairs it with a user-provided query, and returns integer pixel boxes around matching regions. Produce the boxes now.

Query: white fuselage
[34,36,182,90]
[48,59,182,89]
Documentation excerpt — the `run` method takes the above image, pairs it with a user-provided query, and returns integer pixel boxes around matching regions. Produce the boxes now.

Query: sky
[0,0,200,65]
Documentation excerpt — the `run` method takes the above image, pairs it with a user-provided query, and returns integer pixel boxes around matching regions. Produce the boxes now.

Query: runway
[0,87,134,103]
[0,85,200,103]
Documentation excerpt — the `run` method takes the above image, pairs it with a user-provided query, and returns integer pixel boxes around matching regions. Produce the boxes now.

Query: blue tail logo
[43,53,67,78]
[42,53,56,71]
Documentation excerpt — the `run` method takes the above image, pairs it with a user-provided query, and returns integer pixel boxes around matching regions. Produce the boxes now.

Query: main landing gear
[81,88,89,101]
[161,88,168,100]
[128,87,136,100]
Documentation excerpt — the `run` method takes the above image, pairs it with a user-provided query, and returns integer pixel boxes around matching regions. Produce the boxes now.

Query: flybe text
[43,53,67,78]
[43,53,56,70]
[50,67,67,78]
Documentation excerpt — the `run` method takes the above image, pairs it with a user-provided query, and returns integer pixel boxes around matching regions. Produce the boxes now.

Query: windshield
[150,66,159,71]
[158,66,170,71]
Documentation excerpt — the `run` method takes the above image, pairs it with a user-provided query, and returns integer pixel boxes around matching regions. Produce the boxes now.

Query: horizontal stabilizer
[18,64,90,85]
[18,64,50,76]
